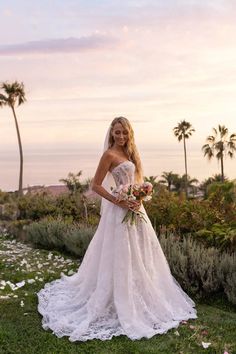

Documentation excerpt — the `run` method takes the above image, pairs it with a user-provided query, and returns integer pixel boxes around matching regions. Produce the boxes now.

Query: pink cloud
[0,34,120,56]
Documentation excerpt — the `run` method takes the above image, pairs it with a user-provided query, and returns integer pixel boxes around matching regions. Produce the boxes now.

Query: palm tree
[0,81,26,195]
[171,174,198,196]
[199,174,229,198]
[202,125,236,182]
[159,171,178,191]
[173,120,195,197]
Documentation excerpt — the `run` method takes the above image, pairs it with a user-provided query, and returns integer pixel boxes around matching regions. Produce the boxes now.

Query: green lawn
[0,233,235,354]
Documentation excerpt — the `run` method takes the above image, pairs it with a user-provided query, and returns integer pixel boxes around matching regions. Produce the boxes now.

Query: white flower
[47,252,53,260]
[20,300,24,307]
[202,342,211,349]
[27,279,35,284]
[6,281,17,291]
[20,258,28,266]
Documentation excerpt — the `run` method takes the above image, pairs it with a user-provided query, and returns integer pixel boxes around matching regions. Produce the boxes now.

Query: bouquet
[113,182,153,225]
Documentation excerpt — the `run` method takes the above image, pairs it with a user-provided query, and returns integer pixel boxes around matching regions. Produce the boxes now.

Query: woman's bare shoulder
[102,148,117,159]
[100,149,115,163]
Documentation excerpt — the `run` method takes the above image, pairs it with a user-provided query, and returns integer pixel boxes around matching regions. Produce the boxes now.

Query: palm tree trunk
[183,137,188,197]
[11,106,23,195]
[220,155,224,182]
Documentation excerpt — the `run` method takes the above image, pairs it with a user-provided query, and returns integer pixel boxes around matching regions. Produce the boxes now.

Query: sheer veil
[100,125,116,215]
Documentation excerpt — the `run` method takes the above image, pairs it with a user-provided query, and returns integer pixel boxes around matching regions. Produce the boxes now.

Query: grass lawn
[0,233,235,354]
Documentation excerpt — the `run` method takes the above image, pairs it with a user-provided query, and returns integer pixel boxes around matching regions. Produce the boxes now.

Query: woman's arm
[91,151,118,205]
[91,151,139,210]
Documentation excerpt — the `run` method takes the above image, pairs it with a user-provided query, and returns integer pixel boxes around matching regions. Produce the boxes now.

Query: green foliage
[195,224,236,251]
[159,233,236,304]
[59,171,88,194]
[0,190,11,203]
[0,202,19,220]
[145,188,221,234]
[17,193,57,220]
[25,217,96,259]
[15,192,101,224]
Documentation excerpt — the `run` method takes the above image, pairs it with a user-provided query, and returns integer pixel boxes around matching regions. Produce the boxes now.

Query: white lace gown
[37,161,197,341]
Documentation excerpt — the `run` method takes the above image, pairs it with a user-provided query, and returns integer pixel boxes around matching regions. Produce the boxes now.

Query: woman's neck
[111,144,125,153]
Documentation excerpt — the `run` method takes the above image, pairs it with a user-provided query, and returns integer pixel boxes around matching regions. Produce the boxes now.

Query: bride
[37,117,197,342]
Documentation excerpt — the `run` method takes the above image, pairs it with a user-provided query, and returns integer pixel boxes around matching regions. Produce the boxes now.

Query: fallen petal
[202,342,211,349]
[16,280,26,288]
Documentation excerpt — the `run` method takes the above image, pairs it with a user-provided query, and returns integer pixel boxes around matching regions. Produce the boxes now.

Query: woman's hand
[115,199,141,211]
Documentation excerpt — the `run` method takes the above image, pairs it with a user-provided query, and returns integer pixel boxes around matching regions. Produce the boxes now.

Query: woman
[37,117,197,342]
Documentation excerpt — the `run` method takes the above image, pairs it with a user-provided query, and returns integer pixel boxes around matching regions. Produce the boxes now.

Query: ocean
[0,146,235,192]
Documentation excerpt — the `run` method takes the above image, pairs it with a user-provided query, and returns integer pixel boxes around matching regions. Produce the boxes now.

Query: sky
[0,0,236,191]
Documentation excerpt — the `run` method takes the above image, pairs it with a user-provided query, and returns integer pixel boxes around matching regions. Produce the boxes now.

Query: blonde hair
[108,117,143,183]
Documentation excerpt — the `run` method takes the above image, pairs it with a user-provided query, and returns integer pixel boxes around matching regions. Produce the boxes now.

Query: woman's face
[111,122,129,147]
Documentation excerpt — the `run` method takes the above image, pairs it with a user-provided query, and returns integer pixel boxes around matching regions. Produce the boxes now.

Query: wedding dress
[37,160,197,342]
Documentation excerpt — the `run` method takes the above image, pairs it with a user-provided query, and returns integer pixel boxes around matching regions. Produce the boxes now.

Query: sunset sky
[0,0,236,191]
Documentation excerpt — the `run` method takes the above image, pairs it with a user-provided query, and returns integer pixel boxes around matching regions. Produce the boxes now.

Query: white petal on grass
[20,300,24,307]
[6,281,17,290]
[202,342,211,349]
[15,280,26,288]
[20,258,28,266]
[27,279,35,284]
[47,252,53,260]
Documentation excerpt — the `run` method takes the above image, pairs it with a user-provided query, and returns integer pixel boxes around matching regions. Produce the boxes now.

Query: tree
[59,171,86,195]
[59,171,90,222]
[0,81,26,195]
[173,120,195,197]
[159,171,179,191]
[199,174,229,198]
[171,174,198,196]
[202,125,236,182]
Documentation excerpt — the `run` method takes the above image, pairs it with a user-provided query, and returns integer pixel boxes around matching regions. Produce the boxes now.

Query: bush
[17,193,57,220]
[15,192,101,224]
[195,223,236,251]
[145,189,221,234]
[25,217,96,259]
[159,233,236,304]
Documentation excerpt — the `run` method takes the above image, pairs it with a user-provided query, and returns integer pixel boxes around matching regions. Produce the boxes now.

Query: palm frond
[1,81,26,107]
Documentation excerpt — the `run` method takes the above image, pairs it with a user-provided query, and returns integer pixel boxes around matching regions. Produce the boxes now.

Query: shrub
[25,217,96,259]
[145,189,221,234]
[159,233,236,304]
[17,193,57,220]
[195,223,236,251]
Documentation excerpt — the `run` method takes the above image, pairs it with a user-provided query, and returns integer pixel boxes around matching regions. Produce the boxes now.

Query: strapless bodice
[111,160,135,186]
